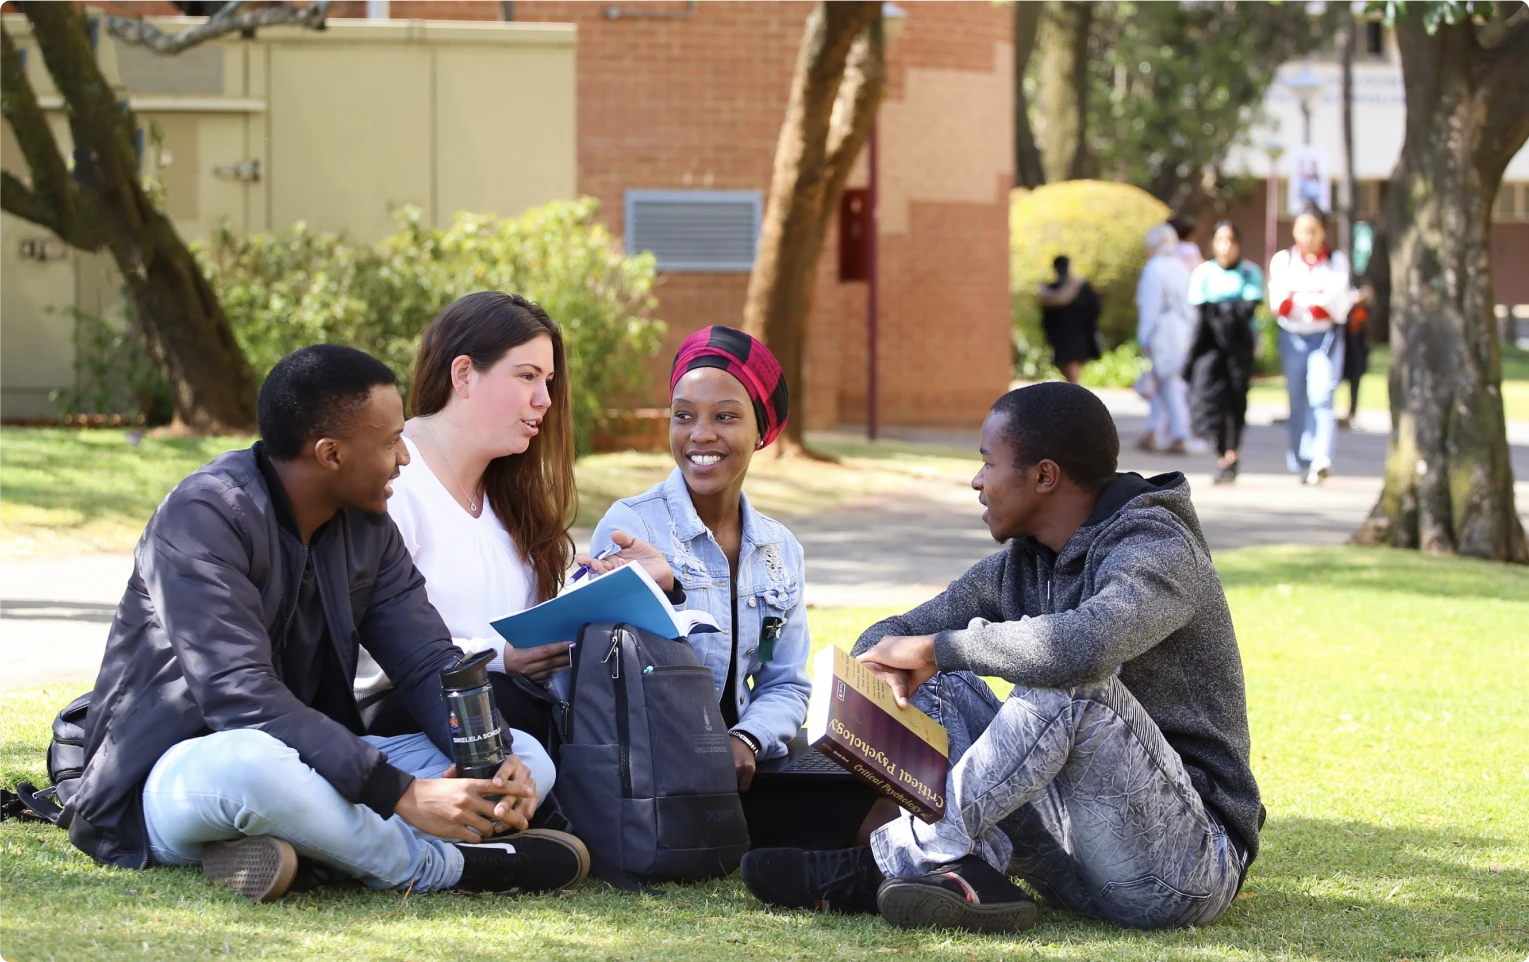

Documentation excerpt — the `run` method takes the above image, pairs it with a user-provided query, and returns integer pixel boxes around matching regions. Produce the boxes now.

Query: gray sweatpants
[870,671,1246,929]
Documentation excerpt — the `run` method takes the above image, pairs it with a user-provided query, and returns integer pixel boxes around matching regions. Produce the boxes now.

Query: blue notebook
[490,562,720,649]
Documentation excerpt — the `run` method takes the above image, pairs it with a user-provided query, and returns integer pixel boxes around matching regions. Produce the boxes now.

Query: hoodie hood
[1043,471,1206,569]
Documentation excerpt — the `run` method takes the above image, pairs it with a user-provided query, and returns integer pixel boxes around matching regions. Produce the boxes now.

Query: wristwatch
[729,729,762,757]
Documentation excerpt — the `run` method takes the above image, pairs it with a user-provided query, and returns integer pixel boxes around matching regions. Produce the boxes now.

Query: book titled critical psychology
[806,645,951,823]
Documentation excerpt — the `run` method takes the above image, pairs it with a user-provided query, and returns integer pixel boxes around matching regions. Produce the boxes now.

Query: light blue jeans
[871,672,1245,930]
[143,728,556,892]
[1278,327,1345,474]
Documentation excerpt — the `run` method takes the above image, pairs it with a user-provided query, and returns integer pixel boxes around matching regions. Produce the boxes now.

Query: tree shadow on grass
[1215,545,1529,604]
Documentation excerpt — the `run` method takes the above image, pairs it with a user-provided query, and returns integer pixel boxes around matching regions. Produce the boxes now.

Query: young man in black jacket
[61,345,587,900]
[742,383,1261,933]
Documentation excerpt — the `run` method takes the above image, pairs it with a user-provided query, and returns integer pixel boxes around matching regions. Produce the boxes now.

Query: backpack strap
[1,783,64,824]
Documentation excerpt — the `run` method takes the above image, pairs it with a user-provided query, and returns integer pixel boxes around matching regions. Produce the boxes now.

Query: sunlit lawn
[1247,343,1529,422]
[3,546,1525,961]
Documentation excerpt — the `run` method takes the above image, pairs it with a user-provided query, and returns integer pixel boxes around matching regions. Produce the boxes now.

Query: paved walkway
[4,394,1526,690]
[793,389,1529,607]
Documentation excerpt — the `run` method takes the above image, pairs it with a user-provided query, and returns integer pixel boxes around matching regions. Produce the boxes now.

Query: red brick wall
[1490,222,1529,307]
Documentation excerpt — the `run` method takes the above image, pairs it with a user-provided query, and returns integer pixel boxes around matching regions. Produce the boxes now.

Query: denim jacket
[592,468,811,761]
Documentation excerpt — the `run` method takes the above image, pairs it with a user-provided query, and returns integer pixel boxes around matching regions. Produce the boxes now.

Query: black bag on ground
[1,692,91,825]
[554,622,748,888]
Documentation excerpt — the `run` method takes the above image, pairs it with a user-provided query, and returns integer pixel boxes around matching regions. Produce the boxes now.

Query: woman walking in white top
[1268,204,1351,484]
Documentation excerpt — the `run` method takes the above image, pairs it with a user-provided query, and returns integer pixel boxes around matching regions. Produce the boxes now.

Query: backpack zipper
[611,624,633,799]
[562,623,593,742]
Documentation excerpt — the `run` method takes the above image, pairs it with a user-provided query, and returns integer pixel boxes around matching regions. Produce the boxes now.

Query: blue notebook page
[490,563,718,649]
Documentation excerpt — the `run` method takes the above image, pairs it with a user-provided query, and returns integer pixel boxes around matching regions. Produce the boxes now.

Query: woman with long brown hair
[352,291,670,804]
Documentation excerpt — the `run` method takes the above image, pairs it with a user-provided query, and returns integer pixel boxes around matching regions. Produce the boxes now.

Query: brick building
[342,0,1017,430]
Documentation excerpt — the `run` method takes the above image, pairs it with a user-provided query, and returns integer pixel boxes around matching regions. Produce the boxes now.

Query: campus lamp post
[1264,140,1284,269]
[1282,62,1324,147]
[867,1,907,442]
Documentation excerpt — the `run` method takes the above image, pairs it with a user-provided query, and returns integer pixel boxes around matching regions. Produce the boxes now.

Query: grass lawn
[1248,343,1529,422]
[0,429,977,558]
[3,546,1526,961]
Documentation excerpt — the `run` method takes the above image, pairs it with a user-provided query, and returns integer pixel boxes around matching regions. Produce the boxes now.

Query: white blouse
[353,435,538,698]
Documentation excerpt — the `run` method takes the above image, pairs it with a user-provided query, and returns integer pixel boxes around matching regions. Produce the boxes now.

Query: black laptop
[750,732,859,789]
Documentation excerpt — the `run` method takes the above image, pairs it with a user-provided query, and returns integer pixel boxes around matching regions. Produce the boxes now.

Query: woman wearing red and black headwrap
[586,326,894,850]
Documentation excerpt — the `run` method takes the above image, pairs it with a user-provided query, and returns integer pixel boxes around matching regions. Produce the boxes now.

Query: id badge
[759,616,784,663]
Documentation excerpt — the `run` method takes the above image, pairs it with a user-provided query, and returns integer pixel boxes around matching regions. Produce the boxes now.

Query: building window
[624,190,762,272]
[1493,182,1527,222]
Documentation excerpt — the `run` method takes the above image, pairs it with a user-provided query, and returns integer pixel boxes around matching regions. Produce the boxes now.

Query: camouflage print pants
[870,671,1245,929]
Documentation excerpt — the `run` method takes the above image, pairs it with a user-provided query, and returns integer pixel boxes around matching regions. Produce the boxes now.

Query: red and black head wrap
[670,326,789,449]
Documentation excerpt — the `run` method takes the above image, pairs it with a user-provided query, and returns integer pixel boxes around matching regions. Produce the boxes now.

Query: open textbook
[490,562,719,649]
[807,645,951,823]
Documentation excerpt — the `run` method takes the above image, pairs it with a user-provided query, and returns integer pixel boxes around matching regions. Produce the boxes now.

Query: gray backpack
[554,622,748,888]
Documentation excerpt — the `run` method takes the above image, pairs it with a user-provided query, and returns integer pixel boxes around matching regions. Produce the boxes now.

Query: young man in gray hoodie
[741,382,1262,933]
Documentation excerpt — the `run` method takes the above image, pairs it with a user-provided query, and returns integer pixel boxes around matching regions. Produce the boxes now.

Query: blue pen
[569,542,622,584]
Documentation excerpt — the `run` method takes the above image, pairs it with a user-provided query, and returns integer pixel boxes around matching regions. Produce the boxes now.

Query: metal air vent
[624,190,762,272]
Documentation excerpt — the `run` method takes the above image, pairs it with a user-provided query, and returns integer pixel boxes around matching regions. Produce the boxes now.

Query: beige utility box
[1,15,577,419]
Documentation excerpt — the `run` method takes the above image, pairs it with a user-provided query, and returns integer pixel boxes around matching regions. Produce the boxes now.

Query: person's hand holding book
[856,634,938,709]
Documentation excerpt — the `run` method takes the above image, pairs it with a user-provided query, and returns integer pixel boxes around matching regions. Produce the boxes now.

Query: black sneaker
[455,829,590,894]
[876,855,1038,933]
[202,836,299,902]
[740,846,882,914]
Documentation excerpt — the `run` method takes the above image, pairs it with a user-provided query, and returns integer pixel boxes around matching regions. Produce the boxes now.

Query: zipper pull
[603,635,621,679]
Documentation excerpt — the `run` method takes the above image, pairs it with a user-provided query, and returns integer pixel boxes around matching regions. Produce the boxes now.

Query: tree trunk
[113,216,259,433]
[1352,14,1529,563]
[742,1,884,458]
[1338,13,1357,273]
[1013,2,1045,191]
[2,6,258,432]
[1035,1,1093,184]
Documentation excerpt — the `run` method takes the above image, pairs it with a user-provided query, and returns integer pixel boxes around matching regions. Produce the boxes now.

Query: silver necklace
[421,418,480,514]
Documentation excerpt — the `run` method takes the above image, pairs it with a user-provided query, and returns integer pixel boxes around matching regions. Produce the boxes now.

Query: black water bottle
[439,650,508,779]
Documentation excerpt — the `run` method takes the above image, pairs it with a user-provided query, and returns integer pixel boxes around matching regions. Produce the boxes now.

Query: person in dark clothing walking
[1339,286,1373,429]
[1186,221,1264,483]
[60,345,588,901]
[1037,255,1102,383]
[741,383,1261,934]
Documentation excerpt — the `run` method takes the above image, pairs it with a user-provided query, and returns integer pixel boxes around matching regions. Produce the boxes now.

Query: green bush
[1079,341,1150,389]
[1010,181,1170,356]
[196,199,666,454]
[1015,341,1149,390]
[49,304,174,426]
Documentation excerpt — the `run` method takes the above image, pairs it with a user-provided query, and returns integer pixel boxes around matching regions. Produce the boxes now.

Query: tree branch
[1013,1,1045,189]
[104,0,333,55]
[1480,16,1529,173]
[3,170,60,236]
[821,14,884,210]
[0,22,99,247]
